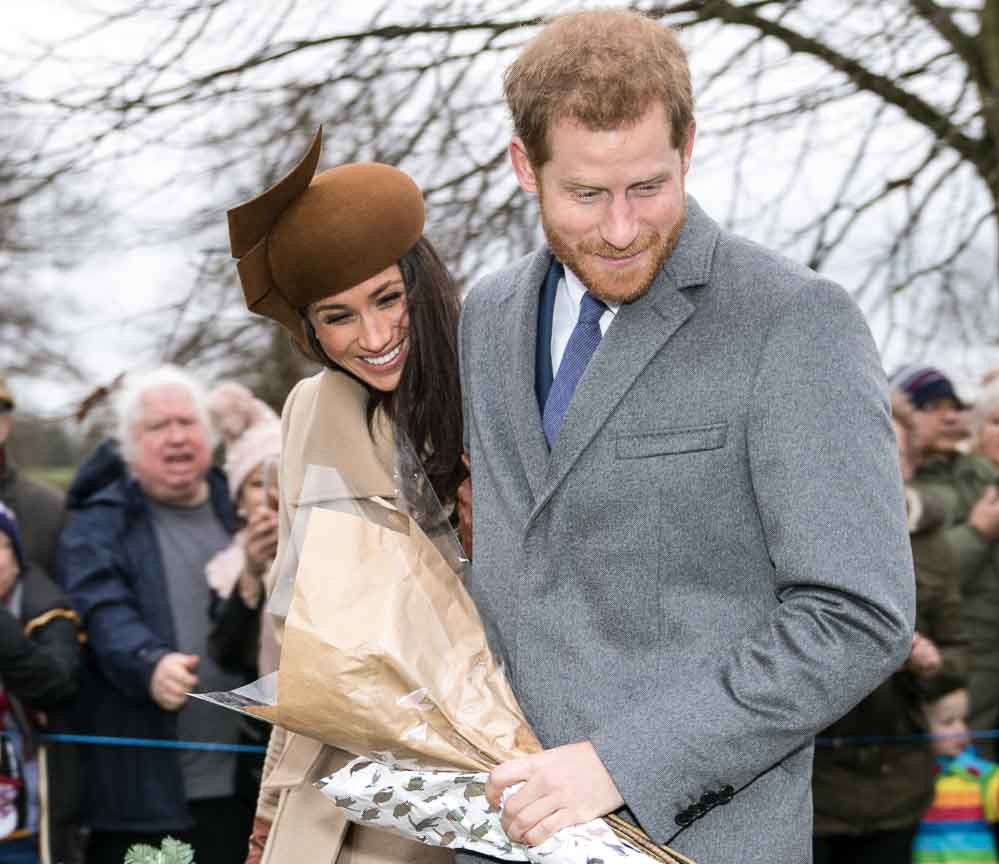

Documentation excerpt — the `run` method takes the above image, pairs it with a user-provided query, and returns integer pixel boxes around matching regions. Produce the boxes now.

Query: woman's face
[237,462,265,518]
[978,405,999,467]
[307,265,410,392]
[236,458,279,519]
[0,535,19,599]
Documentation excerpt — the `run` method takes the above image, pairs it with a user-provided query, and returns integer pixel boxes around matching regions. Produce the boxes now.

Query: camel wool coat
[256,369,452,864]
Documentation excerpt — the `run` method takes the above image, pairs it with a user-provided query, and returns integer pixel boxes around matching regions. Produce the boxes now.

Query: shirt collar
[563,265,620,316]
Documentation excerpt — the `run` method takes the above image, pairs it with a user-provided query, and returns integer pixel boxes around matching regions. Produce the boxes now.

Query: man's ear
[681,120,696,175]
[509,137,539,194]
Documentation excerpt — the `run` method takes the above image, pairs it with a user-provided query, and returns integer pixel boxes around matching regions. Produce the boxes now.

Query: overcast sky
[7,3,200,414]
[6,1,999,418]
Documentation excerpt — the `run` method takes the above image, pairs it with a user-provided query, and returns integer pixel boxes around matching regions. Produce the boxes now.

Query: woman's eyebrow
[313,279,403,314]
[369,278,404,298]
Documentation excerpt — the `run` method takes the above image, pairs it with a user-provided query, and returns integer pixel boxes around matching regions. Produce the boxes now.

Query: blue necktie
[543,292,607,448]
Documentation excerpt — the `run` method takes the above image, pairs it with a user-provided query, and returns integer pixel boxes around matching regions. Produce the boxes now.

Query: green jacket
[812,493,966,836]
[912,452,999,665]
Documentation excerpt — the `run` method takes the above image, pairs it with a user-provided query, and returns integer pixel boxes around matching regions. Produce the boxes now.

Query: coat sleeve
[942,522,992,580]
[459,301,472,456]
[0,607,81,709]
[209,588,261,675]
[914,534,967,683]
[590,280,916,841]
[56,505,170,701]
[264,377,304,605]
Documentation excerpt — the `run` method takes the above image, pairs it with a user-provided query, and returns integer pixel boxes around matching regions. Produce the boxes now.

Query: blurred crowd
[814,364,999,864]
[0,360,998,864]
[0,371,279,864]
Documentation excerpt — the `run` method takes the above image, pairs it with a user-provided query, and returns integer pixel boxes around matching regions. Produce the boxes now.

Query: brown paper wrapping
[252,505,541,771]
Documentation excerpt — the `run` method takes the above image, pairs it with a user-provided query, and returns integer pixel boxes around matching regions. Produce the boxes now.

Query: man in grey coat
[459,11,915,864]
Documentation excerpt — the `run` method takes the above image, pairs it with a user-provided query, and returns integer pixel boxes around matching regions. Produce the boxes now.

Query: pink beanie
[206,382,282,501]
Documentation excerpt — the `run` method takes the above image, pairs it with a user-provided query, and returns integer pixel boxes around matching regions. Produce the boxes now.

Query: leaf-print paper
[319,756,662,864]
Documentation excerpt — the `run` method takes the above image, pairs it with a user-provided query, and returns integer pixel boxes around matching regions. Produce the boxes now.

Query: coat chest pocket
[615,422,727,459]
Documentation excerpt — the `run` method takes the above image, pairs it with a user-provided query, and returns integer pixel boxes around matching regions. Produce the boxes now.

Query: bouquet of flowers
[196,444,694,864]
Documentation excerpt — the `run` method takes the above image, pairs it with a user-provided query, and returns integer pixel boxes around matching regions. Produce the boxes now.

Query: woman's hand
[245,507,279,578]
[238,507,278,608]
[457,453,472,558]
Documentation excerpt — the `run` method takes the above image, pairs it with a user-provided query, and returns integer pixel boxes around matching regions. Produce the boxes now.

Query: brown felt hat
[227,128,426,349]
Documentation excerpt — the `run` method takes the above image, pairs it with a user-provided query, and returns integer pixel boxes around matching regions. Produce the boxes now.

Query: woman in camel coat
[227,127,466,864]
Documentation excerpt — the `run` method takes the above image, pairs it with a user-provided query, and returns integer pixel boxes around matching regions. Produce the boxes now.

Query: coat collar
[508,196,719,518]
[109,466,238,534]
[503,249,557,503]
[660,195,718,291]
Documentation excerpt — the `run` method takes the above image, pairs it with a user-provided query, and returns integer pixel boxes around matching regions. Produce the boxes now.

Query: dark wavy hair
[302,236,466,505]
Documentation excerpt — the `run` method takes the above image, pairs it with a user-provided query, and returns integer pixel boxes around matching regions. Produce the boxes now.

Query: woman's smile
[359,338,407,370]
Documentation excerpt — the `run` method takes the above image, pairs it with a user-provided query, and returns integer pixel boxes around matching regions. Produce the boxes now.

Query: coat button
[675,808,694,827]
[718,785,735,804]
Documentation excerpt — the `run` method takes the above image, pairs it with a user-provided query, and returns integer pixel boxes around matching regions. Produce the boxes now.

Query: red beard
[541,199,686,305]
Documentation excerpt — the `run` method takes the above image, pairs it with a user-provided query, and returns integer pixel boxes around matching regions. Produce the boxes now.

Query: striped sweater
[914,748,999,863]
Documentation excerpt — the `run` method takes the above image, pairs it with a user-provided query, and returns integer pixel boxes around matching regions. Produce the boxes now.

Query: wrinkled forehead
[135,385,202,427]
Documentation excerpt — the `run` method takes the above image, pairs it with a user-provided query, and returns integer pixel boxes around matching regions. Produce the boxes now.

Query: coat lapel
[530,197,719,521]
[502,249,555,503]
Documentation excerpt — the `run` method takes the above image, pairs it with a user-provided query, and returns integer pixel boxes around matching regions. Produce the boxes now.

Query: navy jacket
[57,440,239,832]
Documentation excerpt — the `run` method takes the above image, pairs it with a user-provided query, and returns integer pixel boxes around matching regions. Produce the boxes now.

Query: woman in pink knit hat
[204,381,282,677]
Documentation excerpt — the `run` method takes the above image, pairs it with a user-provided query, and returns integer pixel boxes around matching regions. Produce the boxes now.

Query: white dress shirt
[550,265,620,376]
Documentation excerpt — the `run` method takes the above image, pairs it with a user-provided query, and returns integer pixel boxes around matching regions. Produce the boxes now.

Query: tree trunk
[978,0,999,277]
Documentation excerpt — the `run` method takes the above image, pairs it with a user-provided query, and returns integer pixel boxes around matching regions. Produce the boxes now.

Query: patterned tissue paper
[318,756,661,864]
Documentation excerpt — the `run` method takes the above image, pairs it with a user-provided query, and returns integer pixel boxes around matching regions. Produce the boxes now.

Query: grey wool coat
[457,197,916,864]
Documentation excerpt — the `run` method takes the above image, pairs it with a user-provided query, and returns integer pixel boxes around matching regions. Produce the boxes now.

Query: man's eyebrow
[630,172,672,185]
[559,178,603,190]
[559,171,673,189]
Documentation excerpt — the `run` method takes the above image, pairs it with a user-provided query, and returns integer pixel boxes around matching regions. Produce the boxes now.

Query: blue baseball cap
[889,365,968,411]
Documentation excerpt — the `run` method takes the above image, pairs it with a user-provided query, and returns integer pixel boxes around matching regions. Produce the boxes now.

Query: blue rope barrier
[39,733,266,753]
[34,730,999,753]
[817,729,999,747]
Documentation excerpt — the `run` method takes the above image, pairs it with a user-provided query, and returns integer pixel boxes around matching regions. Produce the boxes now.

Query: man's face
[0,534,18,599]
[129,385,211,507]
[891,418,916,483]
[913,397,967,457]
[510,103,695,305]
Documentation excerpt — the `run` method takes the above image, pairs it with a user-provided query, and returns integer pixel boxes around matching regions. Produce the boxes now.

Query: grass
[24,467,76,491]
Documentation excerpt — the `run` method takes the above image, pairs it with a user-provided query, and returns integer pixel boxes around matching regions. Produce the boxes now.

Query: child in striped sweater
[914,677,999,863]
